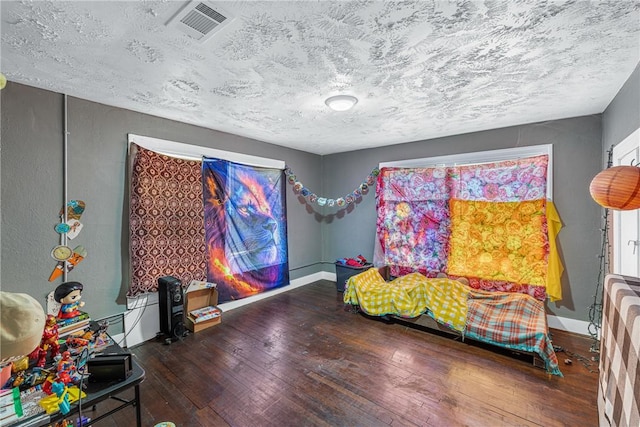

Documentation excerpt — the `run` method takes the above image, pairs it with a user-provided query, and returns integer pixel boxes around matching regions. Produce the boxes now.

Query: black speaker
[158,276,187,340]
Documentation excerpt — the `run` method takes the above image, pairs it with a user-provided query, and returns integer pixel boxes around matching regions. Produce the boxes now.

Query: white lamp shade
[325,95,358,111]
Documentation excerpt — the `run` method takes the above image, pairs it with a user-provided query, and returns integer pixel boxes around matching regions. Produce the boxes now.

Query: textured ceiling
[2,1,639,155]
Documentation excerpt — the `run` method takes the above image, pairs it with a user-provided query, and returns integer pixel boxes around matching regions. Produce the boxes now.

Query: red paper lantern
[590,165,640,210]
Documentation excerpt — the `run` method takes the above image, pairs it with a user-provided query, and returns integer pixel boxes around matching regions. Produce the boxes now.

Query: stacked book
[57,312,91,338]
[188,306,221,324]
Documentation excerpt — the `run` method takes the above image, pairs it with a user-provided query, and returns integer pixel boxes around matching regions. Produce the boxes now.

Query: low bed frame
[344,266,557,375]
[389,312,546,370]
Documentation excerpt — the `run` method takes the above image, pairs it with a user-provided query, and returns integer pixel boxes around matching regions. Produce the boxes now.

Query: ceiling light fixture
[325,95,358,112]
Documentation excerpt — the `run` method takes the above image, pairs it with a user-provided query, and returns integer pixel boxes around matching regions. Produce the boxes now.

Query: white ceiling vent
[167,1,234,42]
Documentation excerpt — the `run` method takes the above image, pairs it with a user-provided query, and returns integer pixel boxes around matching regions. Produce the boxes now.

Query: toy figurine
[55,351,78,386]
[54,282,85,320]
[29,315,60,367]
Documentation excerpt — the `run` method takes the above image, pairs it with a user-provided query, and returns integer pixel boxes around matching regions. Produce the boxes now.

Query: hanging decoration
[284,166,380,207]
[50,200,87,282]
[375,154,556,301]
[203,158,289,303]
[590,163,640,210]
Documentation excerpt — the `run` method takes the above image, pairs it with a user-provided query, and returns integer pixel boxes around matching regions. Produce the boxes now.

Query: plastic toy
[29,315,60,367]
[38,382,85,415]
[55,351,79,386]
[53,282,85,320]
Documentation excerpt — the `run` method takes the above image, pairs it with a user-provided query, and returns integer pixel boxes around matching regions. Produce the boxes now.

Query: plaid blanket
[343,268,429,319]
[464,289,561,376]
[395,273,468,332]
[344,269,561,376]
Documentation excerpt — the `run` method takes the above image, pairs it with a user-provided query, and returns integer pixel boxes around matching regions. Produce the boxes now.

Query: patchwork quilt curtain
[202,158,289,302]
[375,155,562,301]
[375,166,452,277]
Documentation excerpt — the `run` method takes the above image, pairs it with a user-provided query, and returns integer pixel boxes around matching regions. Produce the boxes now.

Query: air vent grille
[195,3,226,23]
[181,9,221,36]
[167,1,234,43]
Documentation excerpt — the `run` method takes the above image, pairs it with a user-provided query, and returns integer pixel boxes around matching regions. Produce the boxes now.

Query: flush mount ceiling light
[325,95,358,112]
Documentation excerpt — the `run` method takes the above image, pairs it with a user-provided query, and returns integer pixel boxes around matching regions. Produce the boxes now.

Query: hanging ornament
[51,245,73,262]
[284,166,379,208]
[590,165,640,210]
[54,223,71,234]
[60,200,85,221]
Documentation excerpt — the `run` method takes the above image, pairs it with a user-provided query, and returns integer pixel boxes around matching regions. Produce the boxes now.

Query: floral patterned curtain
[375,155,554,300]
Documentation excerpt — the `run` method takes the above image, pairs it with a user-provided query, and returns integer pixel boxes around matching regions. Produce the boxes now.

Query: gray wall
[1,83,323,320]
[603,62,640,152]
[3,62,638,324]
[323,117,604,321]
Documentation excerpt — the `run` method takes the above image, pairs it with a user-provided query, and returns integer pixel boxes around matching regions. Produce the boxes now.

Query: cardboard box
[185,280,221,333]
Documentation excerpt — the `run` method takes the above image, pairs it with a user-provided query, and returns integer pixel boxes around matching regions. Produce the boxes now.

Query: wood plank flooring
[94,280,599,426]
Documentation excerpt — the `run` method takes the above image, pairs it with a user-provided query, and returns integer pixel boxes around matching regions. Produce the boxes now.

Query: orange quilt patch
[448,199,547,287]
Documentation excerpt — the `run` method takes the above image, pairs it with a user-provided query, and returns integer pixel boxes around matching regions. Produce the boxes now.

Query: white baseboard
[218,271,331,312]
[122,272,591,348]
[547,315,592,337]
[123,271,331,348]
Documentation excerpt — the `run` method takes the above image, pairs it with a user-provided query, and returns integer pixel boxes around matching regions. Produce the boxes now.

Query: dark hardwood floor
[96,280,599,426]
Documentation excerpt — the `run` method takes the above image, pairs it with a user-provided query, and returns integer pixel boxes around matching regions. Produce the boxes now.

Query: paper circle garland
[284,166,379,208]
[590,165,640,210]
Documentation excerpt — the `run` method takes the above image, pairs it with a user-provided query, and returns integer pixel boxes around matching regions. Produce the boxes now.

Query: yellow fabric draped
[343,268,428,319]
[545,200,563,302]
[448,199,547,287]
[343,268,469,332]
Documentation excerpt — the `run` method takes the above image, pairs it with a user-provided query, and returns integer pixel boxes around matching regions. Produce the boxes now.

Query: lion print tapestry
[202,158,289,302]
